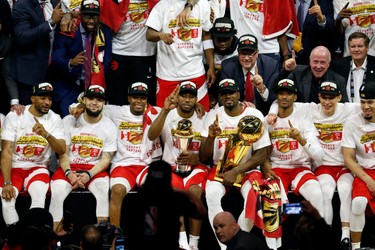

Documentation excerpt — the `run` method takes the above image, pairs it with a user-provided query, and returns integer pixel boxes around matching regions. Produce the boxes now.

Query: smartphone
[115,237,125,250]
[283,203,303,215]
[62,210,73,231]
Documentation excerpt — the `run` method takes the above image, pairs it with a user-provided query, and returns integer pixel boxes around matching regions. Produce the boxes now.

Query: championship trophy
[215,115,264,187]
[172,119,195,176]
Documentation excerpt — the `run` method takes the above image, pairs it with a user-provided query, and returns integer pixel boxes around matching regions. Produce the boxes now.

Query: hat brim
[219,87,238,93]
[81,10,100,15]
[33,91,53,96]
[85,93,106,100]
[238,45,258,51]
[318,90,340,96]
[128,91,149,97]
[211,31,234,38]
[275,87,297,94]
[179,89,197,96]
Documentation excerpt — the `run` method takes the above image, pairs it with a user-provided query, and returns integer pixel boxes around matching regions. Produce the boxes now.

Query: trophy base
[214,176,242,188]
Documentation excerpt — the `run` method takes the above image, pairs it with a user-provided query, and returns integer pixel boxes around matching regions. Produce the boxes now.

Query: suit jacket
[221,55,279,115]
[226,230,269,250]
[10,0,57,85]
[51,24,112,103]
[274,66,348,103]
[330,55,375,84]
[298,0,335,64]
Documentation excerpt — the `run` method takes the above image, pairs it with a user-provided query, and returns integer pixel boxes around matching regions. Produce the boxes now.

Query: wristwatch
[3,181,12,186]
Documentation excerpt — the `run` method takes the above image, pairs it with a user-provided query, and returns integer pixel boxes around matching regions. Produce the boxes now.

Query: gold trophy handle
[214,176,242,188]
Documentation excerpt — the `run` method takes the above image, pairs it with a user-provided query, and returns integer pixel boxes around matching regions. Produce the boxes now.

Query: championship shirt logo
[315,123,343,143]
[239,0,263,12]
[128,2,149,23]
[357,14,373,28]
[360,131,375,154]
[16,135,47,158]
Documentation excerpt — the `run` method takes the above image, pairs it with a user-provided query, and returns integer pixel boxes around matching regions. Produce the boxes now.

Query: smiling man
[106,82,161,229]
[275,46,348,103]
[51,0,112,116]
[0,82,65,226]
[267,80,361,249]
[200,79,270,249]
[342,83,375,250]
[49,85,117,229]
[331,32,375,103]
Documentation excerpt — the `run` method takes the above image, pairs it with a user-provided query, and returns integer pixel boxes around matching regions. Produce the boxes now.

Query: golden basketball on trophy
[172,119,195,176]
[215,115,264,187]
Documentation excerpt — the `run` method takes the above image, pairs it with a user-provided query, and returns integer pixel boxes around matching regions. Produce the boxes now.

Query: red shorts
[52,164,108,187]
[156,75,209,111]
[352,169,375,215]
[110,165,148,188]
[314,165,352,182]
[171,165,209,190]
[273,167,317,195]
[0,167,49,192]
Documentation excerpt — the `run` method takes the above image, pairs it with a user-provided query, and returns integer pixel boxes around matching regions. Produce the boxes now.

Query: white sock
[352,242,360,250]
[189,234,199,248]
[341,227,350,240]
[179,231,189,249]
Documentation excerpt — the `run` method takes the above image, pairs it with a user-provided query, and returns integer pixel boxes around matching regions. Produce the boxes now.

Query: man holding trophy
[199,79,271,250]
[147,81,209,250]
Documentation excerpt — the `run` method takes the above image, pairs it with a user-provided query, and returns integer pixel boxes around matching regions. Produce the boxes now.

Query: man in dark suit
[275,46,348,103]
[221,34,279,115]
[330,32,375,103]
[51,0,112,117]
[213,211,268,250]
[10,0,63,106]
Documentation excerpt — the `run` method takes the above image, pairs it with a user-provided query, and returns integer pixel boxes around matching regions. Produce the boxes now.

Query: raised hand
[284,50,297,71]
[288,120,303,142]
[70,50,87,67]
[208,114,221,138]
[33,117,48,138]
[309,0,325,22]
[338,1,352,20]
[51,1,64,25]
[164,85,179,110]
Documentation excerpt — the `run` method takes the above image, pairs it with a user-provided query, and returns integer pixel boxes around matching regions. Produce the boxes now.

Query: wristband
[64,169,72,177]
[184,3,193,10]
[86,170,93,179]
[4,181,12,186]
[203,39,214,50]
[44,132,50,139]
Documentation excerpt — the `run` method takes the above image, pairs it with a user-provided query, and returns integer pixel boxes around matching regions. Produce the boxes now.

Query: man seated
[49,85,117,229]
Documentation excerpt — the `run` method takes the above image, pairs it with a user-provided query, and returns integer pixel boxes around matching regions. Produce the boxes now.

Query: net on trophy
[215,115,264,187]
[172,119,195,177]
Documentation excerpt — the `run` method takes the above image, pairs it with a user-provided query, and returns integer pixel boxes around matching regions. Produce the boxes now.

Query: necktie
[40,1,46,18]
[245,71,254,102]
[84,33,92,90]
[297,0,306,32]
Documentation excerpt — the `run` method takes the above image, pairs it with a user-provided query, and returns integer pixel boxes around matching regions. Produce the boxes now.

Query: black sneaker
[341,238,352,250]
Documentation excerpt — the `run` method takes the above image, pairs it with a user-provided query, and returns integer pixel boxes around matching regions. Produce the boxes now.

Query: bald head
[309,46,331,79]
[213,211,239,244]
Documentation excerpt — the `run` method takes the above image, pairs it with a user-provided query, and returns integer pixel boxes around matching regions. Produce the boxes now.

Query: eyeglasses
[239,50,258,58]
[82,15,99,21]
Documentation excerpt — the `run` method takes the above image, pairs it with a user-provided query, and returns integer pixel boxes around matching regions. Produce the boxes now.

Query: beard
[86,107,102,117]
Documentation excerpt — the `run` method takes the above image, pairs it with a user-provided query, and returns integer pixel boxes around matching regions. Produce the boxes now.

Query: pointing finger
[288,119,294,128]
[214,114,219,125]
[34,117,40,124]
[313,0,318,5]
[291,50,296,60]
